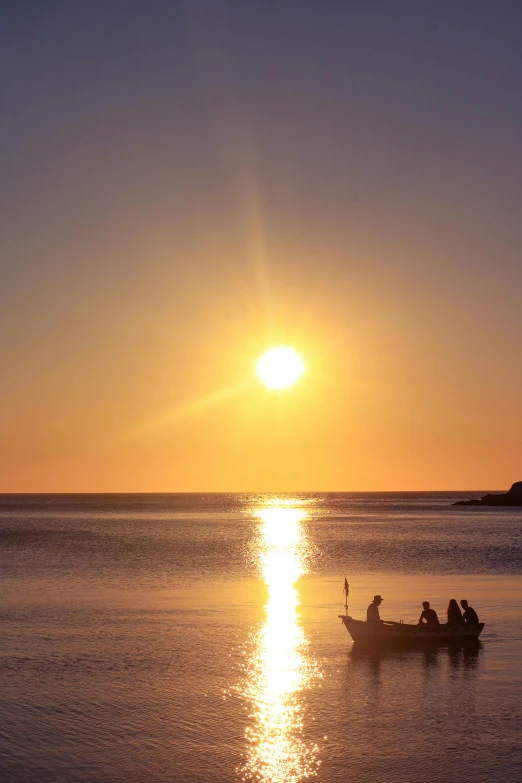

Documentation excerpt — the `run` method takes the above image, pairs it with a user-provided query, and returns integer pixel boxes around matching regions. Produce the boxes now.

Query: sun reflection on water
[240,501,320,783]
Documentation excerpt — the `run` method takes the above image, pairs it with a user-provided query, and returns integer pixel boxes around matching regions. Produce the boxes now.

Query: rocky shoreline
[453,481,522,506]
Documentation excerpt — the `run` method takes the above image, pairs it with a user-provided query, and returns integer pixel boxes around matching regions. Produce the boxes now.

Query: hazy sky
[1,1,521,491]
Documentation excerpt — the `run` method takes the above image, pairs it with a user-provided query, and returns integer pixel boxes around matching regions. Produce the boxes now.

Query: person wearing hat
[367,595,383,623]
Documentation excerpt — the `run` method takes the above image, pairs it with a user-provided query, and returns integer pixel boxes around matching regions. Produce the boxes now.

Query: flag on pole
[344,578,349,595]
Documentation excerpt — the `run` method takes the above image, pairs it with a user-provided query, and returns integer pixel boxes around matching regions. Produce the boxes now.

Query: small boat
[339,615,485,644]
[338,579,484,645]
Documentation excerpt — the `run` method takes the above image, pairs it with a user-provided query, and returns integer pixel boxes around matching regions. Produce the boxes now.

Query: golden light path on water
[240,501,320,783]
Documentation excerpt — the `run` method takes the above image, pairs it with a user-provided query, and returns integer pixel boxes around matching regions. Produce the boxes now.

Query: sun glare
[256,347,305,390]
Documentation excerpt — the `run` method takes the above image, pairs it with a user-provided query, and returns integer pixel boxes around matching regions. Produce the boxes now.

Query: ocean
[1,493,521,783]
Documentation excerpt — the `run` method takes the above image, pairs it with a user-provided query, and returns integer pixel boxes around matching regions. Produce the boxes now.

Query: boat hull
[339,615,484,644]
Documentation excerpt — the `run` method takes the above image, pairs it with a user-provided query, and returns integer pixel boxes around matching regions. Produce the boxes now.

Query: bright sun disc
[256,346,305,390]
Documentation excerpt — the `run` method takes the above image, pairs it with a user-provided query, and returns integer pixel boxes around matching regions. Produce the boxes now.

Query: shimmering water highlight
[240,503,320,783]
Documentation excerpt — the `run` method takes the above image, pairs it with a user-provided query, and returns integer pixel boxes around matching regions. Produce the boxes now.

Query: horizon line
[0,489,503,496]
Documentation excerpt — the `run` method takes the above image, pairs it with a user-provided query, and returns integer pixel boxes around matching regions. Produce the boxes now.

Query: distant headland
[453,481,522,506]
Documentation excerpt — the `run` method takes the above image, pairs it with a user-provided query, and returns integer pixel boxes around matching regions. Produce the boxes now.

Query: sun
[256,346,305,390]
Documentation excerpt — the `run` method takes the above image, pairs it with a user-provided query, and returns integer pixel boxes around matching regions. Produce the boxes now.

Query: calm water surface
[1,493,521,782]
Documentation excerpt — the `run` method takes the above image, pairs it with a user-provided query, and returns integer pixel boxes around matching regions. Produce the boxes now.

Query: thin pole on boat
[344,578,349,615]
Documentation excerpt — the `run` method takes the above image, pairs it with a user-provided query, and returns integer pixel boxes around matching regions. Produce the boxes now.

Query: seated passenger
[460,599,479,625]
[367,595,383,623]
[418,601,440,626]
[447,598,465,626]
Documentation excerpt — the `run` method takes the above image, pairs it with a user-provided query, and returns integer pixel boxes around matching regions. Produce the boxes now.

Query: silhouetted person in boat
[367,595,383,623]
[418,601,440,626]
[447,599,465,626]
[460,600,479,625]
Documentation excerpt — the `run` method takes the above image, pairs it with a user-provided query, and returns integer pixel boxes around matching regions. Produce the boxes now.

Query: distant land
[453,481,522,506]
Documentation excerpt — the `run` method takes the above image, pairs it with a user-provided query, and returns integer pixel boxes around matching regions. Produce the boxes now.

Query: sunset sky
[1,2,522,492]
